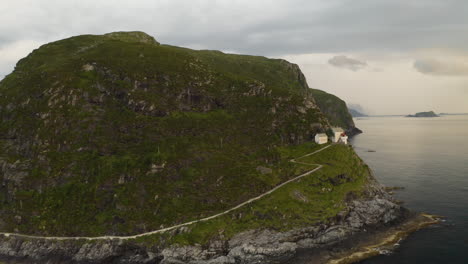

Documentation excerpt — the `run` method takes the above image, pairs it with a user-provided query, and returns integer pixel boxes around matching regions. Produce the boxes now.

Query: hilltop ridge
[103,31,160,45]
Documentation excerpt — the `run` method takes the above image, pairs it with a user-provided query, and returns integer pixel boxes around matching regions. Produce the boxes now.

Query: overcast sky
[1,0,467,114]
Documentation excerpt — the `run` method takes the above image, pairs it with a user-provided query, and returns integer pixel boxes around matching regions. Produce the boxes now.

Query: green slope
[136,143,370,247]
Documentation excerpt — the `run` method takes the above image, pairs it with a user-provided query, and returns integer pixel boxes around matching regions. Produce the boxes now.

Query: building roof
[316,133,327,137]
[332,127,344,133]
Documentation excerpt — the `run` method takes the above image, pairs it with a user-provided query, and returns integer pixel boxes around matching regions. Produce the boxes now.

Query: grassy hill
[0,32,343,236]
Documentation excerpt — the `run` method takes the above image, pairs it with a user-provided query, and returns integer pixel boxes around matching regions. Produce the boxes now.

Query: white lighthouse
[332,127,348,144]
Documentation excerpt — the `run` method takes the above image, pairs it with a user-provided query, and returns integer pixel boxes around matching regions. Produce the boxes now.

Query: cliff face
[311,89,362,136]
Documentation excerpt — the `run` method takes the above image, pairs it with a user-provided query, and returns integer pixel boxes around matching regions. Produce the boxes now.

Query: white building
[332,127,348,145]
[340,134,348,145]
[315,133,328,145]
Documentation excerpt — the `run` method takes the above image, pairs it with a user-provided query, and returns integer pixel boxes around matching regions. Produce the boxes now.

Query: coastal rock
[0,237,162,263]
[227,229,298,263]
[346,198,401,228]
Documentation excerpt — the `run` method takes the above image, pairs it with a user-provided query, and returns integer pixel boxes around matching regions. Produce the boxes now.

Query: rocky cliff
[311,89,362,136]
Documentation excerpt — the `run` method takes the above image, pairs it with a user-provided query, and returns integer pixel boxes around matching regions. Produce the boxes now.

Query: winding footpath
[0,145,332,241]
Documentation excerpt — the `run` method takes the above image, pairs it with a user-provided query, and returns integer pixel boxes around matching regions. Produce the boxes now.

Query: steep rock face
[311,89,362,136]
[0,32,330,236]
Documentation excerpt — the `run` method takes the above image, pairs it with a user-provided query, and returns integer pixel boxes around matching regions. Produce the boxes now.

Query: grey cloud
[1,0,468,78]
[169,0,468,55]
[328,55,367,71]
[1,0,468,56]
[414,59,468,76]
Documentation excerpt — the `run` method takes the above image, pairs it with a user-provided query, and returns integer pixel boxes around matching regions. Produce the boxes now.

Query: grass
[132,143,370,247]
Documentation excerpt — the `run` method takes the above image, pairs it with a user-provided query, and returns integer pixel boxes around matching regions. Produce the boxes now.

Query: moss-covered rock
[311,89,362,135]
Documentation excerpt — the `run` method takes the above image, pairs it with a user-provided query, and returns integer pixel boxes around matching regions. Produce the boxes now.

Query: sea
[351,115,468,264]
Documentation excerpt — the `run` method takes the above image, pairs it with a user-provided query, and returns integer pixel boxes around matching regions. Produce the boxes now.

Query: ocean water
[351,115,468,264]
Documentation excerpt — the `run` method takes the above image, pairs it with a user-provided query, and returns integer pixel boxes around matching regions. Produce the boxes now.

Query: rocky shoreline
[0,175,435,264]
[290,212,440,264]
[324,213,441,264]
[346,127,363,138]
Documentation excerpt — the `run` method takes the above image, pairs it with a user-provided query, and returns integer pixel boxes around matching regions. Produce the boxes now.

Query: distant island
[439,113,468,116]
[348,108,368,117]
[406,111,439,117]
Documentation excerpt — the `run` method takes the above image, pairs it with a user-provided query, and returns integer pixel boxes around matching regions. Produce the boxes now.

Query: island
[0,31,438,264]
[406,111,439,117]
[440,112,468,116]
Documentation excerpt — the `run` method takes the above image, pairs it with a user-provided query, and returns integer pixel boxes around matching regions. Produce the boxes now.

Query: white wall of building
[315,134,328,144]
[333,131,342,142]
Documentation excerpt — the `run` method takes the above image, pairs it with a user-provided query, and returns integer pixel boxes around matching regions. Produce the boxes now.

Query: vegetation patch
[132,143,370,247]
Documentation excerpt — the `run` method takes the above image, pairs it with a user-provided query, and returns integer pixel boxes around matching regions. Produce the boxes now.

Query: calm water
[350,115,468,264]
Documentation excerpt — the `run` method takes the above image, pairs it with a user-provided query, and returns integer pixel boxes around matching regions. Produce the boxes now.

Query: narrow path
[0,144,332,241]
